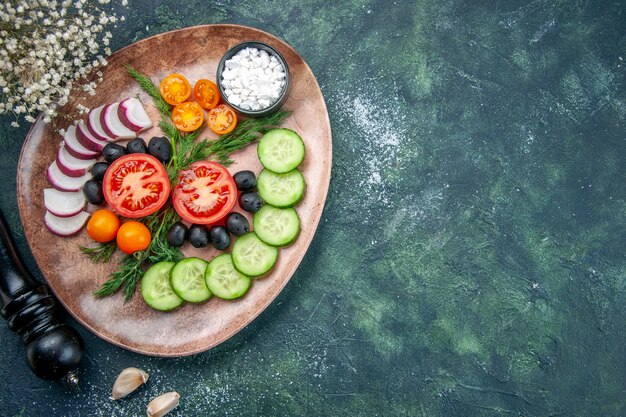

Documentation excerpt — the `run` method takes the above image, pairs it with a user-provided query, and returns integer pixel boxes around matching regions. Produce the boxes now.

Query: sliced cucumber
[257,168,305,208]
[253,205,301,247]
[141,261,184,311]
[231,232,278,277]
[257,128,305,173]
[205,254,251,300]
[170,257,211,303]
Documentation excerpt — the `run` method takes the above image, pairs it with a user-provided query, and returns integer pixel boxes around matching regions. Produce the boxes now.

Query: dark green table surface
[1,1,625,416]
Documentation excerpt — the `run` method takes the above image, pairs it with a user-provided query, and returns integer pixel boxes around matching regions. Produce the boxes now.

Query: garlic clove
[111,367,149,400]
[147,391,180,417]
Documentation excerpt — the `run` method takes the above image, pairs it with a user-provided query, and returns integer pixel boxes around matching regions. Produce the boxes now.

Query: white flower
[0,0,128,128]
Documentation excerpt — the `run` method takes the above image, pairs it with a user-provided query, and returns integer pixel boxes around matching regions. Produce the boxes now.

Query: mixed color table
[0,1,624,416]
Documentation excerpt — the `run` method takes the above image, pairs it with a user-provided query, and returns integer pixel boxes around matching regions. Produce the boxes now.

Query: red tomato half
[103,154,171,218]
[172,161,237,224]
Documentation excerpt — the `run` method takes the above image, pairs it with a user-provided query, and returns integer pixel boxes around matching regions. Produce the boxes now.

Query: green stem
[170,133,178,171]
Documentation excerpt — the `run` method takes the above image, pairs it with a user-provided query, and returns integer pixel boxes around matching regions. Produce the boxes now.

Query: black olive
[226,212,249,236]
[239,191,264,213]
[188,224,210,248]
[102,143,126,163]
[148,136,171,163]
[210,226,230,251]
[83,179,104,205]
[90,162,109,181]
[166,222,188,247]
[126,138,148,154]
[233,170,257,191]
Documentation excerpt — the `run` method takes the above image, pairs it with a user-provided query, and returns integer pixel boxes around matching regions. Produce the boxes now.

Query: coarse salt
[221,47,286,111]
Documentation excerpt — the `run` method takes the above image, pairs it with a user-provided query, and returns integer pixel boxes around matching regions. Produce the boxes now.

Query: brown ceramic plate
[16,25,331,356]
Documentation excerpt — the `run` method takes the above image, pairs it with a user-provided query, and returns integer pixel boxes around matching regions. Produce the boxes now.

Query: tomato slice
[172,102,204,132]
[193,79,220,110]
[172,161,237,224]
[103,154,171,218]
[160,73,192,105]
[207,104,238,135]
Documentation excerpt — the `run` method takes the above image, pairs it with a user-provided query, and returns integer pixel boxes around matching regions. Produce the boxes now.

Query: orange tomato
[86,209,120,243]
[160,73,191,105]
[116,221,151,254]
[207,104,237,135]
[193,79,220,109]
[172,102,204,132]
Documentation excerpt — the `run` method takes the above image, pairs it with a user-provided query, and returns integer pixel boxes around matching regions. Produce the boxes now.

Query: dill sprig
[94,254,145,300]
[158,119,178,139]
[94,206,182,300]
[159,119,203,180]
[143,207,183,264]
[124,64,171,117]
[209,111,291,162]
[80,242,117,263]
[176,110,291,170]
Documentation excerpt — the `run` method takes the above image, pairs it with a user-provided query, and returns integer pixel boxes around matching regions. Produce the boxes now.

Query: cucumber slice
[253,205,301,247]
[257,128,305,173]
[257,168,305,208]
[205,254,252,300]
[170,257,211,302]
[231,232,278,277]
[141,261,184,311]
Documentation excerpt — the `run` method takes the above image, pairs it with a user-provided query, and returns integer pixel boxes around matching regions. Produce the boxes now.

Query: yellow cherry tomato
[116,221,151,254]
[86,209,120,243]
[207,104,237,135]
[193,79,220,110]
[172,101,205,132]
[160,73,192,105]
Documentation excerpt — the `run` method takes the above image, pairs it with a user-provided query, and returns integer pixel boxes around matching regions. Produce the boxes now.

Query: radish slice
[47,160,91,192]
[87,105,115,142]
[76,121,109,152]
[63,124,99,159]
[44,210,90,237]
[44,188,86,218]
[101,102,136,139]
[56,144,96,177]
[118,98,153,132]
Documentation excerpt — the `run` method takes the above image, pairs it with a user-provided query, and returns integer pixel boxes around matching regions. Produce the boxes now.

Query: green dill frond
[80,242,117,263]
[124,65,171,117]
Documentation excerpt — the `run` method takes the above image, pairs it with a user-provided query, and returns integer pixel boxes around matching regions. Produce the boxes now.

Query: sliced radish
[56,144,96,177]
[63,124,99,159]
[76,121,109,152]
[44,188,87,218]
[47,160,91,192]
[87,105,115,142]
[101,102,136,140]
[44,210,90,237]
[118,98,153,132]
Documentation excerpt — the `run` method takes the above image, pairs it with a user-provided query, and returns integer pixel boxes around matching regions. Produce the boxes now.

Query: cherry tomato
[103,154,170,218]
[160,73,191,105]
[172,101,204,132]
[172,161,237,224]
[207,104,238,135]
[86,209,120,243]
[193,79,220,110]
[116,221,151,254]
